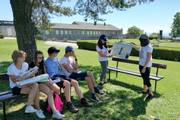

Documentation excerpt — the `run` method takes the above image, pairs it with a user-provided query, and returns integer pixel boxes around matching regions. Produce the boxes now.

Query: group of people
[7,34,154,119]
[96,34,154,98]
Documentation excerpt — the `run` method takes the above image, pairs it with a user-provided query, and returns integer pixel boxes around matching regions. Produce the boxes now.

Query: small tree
[127,26,144,38]
[149,32,159,40]
[171,12,180,38]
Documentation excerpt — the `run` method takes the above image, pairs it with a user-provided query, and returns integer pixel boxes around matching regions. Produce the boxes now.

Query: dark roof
[51,21,121,31]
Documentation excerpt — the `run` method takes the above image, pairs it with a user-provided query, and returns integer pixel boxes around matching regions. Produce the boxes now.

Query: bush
[77,41,180,61]
[0,34,4,39]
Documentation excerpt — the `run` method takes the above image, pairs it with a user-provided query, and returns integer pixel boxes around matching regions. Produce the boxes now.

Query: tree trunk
[10,0,37,63]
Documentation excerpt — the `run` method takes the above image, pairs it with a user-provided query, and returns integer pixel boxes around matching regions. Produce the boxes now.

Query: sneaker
[80,98,91,107]
[144,94,154,101]
[67,102,79,113]
[35,109,46,119]
[94,86,104,95]
[25,105,37,113]
[91,94,102,103]
[52,111,65,119]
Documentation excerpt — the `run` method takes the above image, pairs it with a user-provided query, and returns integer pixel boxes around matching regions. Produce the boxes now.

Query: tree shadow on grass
[0,61,11,73]
[1,64,161,120]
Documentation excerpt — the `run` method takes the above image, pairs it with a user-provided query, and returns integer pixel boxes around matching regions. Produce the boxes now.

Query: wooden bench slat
[0,91,12,96]
[0,93,15,101]
[112,57,167,69]
[108,66,163,81]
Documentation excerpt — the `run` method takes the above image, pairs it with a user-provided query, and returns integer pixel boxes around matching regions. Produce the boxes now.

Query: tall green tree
[171,12,180,38]
[10,0,154,63]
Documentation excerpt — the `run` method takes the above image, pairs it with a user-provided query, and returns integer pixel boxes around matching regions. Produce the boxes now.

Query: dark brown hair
[97,39,107,49]
[34,50,45,74]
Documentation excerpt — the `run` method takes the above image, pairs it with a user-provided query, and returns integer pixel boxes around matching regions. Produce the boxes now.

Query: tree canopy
[127,26,144,38]
[171,12,180,37]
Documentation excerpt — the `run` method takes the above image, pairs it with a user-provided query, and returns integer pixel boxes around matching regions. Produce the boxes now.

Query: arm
[71,52,79,70]
[44,62,56,78]
[131,42,140,51]
[97,51,107,57]
[61,63,74,73]
[9,75,25,82]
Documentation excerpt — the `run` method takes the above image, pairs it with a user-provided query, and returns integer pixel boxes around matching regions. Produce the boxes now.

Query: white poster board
[111,42,133,59]
[17,74,49,86]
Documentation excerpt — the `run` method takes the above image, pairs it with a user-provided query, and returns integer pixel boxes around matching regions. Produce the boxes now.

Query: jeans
[99,60,108,81]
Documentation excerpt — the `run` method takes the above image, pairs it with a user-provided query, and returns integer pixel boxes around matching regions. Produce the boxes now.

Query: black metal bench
[0,73,18,120]
[108,57,167,93]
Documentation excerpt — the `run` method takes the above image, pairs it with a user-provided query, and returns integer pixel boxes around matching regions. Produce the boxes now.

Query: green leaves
[171,12,180,37]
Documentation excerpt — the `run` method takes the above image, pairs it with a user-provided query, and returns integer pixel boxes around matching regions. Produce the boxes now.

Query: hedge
[77,41,180,61]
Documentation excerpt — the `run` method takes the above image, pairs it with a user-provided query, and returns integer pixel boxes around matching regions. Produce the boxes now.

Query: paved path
[45,41,78,49]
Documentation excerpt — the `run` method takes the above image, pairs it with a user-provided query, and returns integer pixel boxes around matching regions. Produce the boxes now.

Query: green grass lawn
[0,39,180,120]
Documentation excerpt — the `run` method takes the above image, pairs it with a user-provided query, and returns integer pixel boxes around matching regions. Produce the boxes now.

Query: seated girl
[7,50,45,119]
[29,50,65,119]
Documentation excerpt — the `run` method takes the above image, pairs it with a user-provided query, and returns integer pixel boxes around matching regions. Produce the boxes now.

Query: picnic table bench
[108,57,167,93]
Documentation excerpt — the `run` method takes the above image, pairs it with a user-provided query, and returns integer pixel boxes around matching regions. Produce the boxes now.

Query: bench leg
[2,101,7,120]
[108,69,111,82]
[116,71,118,78]
[154,81,157,93]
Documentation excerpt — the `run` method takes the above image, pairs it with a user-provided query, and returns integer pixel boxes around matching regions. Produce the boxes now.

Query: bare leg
[21,83,39,106]
[143,85,148,92]
[63,80,71,102]
[48,82,60,94]
[33,84,40,110]
[85,76,95,93]
[71,79,83,100]
[39,84,57,112]
[87,71,96,87]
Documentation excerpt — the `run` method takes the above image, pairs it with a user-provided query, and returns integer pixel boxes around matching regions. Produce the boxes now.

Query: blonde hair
[11,50,26,64]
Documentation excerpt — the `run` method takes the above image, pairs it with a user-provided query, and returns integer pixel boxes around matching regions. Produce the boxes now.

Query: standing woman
[96,34,111,86]
[138,34,154,98]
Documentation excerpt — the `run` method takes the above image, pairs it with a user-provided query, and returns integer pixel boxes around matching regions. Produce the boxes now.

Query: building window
[68,30,72,34]
[56,30,59,35]
[96,31,99,35]
[87,31,89,35]
[60,30,63,34]
[45,30,49,35]
[81,30,85,35]
[64,30,68,35]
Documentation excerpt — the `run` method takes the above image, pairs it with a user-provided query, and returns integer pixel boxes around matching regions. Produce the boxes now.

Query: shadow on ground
[0,64,161,120]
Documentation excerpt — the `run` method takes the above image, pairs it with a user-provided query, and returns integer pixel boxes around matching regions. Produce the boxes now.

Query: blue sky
[0,0,180,35]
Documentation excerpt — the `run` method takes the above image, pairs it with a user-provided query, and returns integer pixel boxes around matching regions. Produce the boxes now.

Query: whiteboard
[111,42,133,59]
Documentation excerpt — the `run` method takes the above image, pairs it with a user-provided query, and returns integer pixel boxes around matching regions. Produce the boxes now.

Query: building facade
[0,20,122,40]
[40,22,123,40]
[0,20,16,37]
